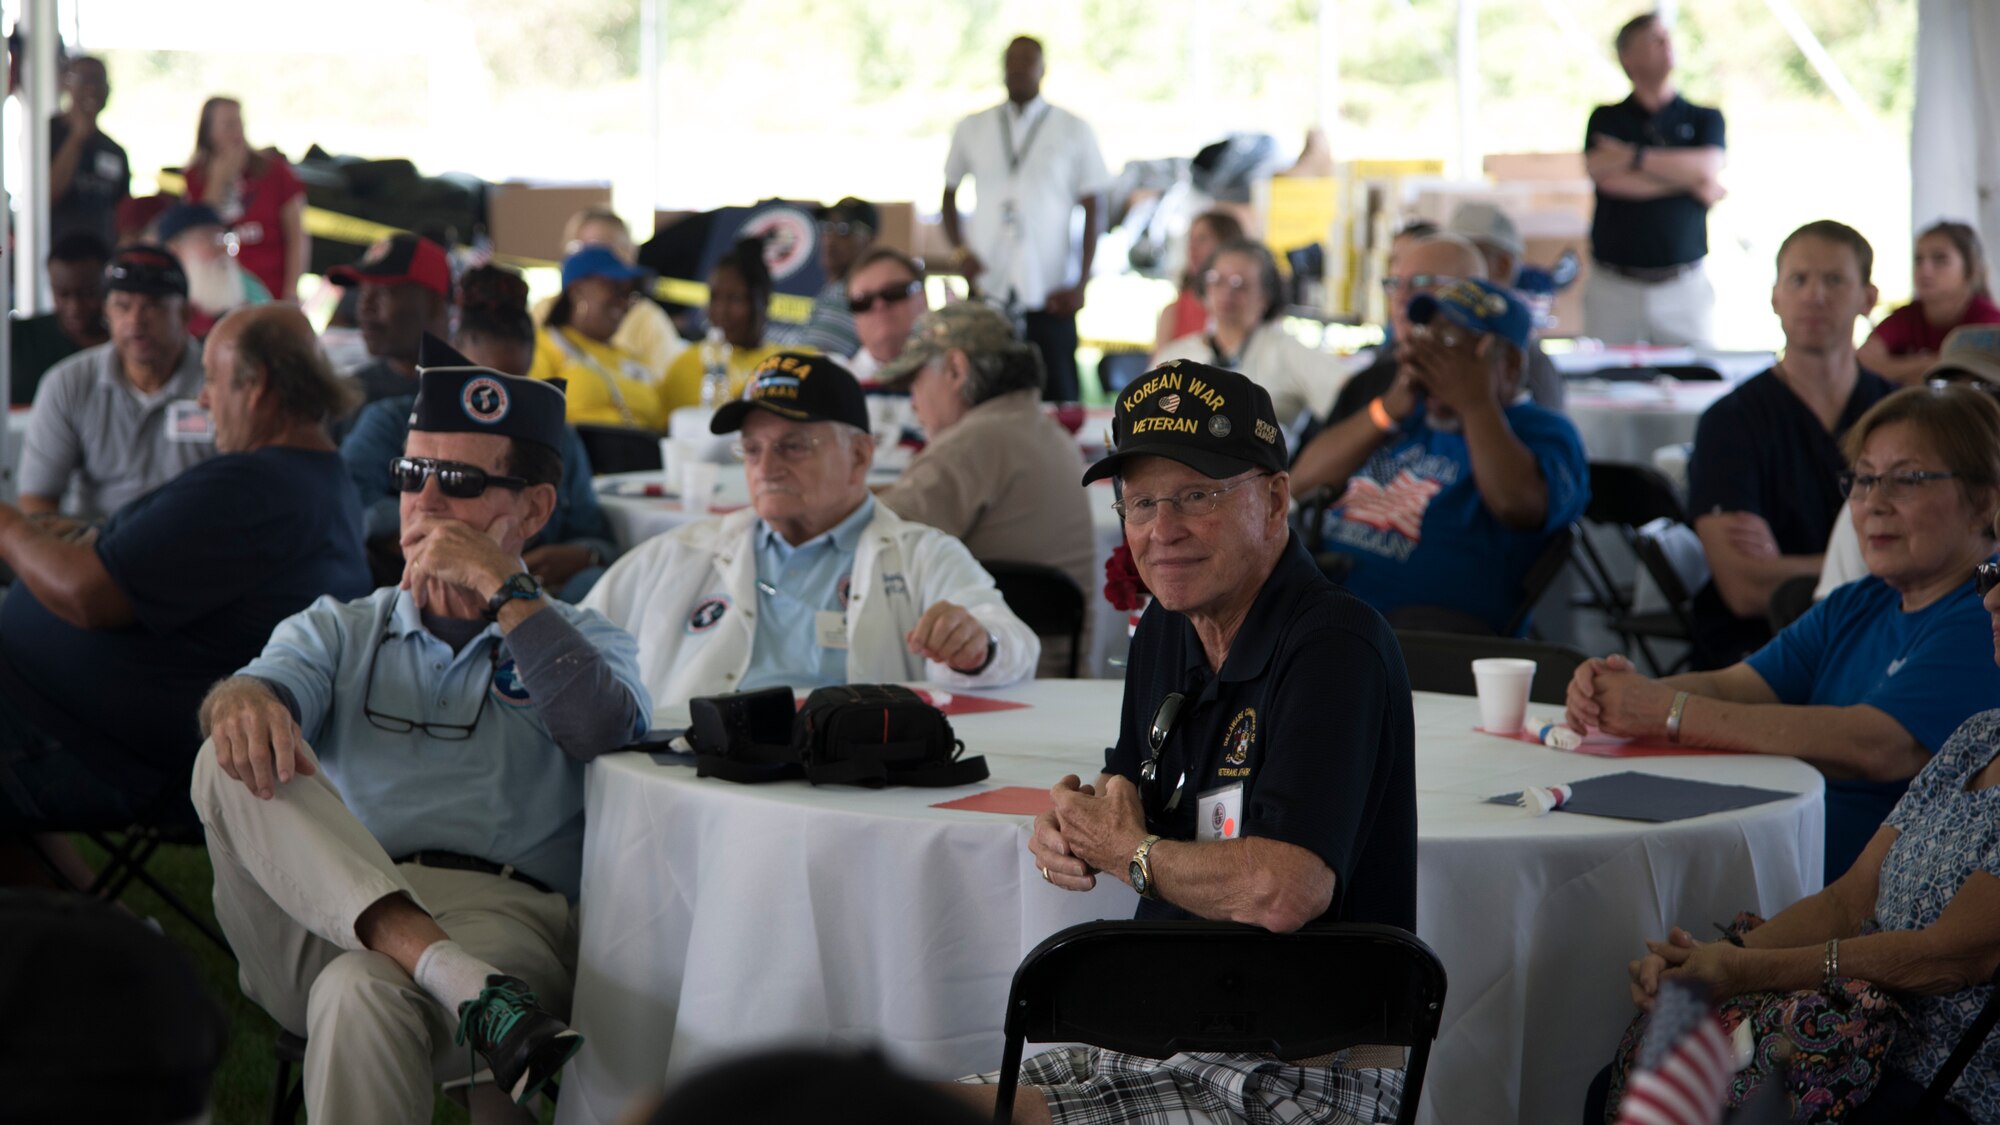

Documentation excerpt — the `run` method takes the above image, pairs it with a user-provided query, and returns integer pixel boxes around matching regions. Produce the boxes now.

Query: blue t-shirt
[1880,710,2000,1117]
[1320,401,1589,635]
[0,446,371,771]
[1745,574,2000,881]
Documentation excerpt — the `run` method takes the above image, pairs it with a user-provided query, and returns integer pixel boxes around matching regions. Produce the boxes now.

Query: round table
[555,681,1822,1125]
[593,468,1135,677]
[1563,379,1736,466]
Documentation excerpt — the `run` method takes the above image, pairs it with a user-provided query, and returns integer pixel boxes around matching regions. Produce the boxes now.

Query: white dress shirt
[944,96,1111,312]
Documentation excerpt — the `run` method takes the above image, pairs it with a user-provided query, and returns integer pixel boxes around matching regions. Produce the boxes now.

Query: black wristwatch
[483,572,542,621]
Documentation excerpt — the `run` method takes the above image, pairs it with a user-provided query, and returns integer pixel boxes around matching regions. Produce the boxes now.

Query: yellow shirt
[530,327,672,431]
[659,343,799,414]
[531,294,686,381]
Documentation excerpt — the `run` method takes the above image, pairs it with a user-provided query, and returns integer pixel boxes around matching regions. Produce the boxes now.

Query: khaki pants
[1583,262,1716,348]
[190,740,577,1125]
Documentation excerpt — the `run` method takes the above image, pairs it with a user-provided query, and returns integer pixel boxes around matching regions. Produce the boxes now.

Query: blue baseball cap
[1407,277,1532,352]
[560,244,647,289]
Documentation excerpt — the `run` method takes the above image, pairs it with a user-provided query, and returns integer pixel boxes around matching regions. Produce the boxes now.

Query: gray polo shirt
[19,337,213,518]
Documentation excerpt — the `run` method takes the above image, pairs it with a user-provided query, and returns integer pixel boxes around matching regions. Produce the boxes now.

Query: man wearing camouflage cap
[1293,276,1589,635]
[876,303,1094,675]
[950,358,1416,1124]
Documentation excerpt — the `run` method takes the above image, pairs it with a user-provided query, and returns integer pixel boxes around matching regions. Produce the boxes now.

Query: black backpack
[690,684,988,788]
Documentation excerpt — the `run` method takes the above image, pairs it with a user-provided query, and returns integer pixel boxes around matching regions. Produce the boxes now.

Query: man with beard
[158,202,271,339]
[1291,278,1588,635]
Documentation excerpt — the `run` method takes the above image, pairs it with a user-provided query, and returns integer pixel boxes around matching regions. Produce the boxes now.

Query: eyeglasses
[1837,469,1957,502]
[1977,561,2000,598]
[1381,273,1459,295]
[1202,270,1257,292]
[1112,473,1268,525]
[848,280,920,314]
[821,219,873,239]
[362,631,497,740]
[732,434,827,463]
[390,457,528,499]
[1139,691,1190,814]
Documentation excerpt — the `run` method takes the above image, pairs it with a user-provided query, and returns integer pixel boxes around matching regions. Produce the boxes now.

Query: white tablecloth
[556,682,1822,1125]
[594,468,1134,677]
[1563,380,1737,466]
[1548,346,1773,385]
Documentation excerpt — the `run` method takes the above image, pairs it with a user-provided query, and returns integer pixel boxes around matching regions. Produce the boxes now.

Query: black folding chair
[992,921,1446,1125]
[1574,461,1703,674]
[1096,349,1152,396]
[574,423,664,474]
[1911,964,2000,1121]
[982,561,1086,678]
[82,823,234,959]
[1392,629,1587,705]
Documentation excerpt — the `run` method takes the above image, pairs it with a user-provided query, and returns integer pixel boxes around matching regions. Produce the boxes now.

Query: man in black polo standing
[1582,11,1726,347]
[947,360,1417,1125]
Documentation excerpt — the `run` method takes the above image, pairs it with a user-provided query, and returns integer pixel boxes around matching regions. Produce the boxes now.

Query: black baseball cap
[410,334,569,456]
[815,196,879,234]
[1081,360,1288,484]
[103,244,189,299]
[711,351,871,434]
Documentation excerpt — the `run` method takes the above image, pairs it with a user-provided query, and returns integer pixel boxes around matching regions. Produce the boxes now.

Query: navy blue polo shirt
[1585,94,1725,269]
[1686,367,1893,666]
[0,447,370,777]
[1105,532,1416,930]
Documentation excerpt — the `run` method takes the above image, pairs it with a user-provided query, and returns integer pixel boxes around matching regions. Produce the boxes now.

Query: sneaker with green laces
[455,974,583,1104]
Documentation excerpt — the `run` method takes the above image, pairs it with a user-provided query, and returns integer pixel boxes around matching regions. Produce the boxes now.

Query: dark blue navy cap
[410,334,568,455]
[561,245,647,289]
[1407,277,1533,352]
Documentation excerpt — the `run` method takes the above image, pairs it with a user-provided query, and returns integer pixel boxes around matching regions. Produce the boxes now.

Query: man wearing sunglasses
[189,358,651,1120]
[585,350,1038,705]
[843,247,930,383]
[950,360,1416,1124]
[0,305,369,842]
[779,196,875,360]
[1294,278,1589,637]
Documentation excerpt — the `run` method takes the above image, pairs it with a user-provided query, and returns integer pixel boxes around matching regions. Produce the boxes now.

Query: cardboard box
[1485,152,1588,182]
[488,181,613,264]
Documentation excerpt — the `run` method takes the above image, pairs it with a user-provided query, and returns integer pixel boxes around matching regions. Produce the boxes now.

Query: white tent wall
[1912,0,2000,246]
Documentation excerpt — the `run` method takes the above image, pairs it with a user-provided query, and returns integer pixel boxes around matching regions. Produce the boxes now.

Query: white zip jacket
[582,503,1041,709]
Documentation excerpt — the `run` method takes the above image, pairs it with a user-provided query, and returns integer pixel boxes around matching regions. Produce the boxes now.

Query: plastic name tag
[815,610,850,650]
[165,400,214,443]
[1198,782,1243,841]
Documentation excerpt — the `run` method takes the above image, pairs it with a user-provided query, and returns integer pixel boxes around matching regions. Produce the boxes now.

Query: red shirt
[1866,293,2000,356]
[1168,288,1206,339]
[187,156,304,301]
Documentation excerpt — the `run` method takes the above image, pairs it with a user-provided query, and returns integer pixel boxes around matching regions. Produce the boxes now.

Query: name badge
[93,149,124,180]
[1198,782,1243,841]
[165,400,214,443]
[815,610,849,650]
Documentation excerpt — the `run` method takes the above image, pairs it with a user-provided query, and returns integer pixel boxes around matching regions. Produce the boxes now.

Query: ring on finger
[1040,865,1052,883]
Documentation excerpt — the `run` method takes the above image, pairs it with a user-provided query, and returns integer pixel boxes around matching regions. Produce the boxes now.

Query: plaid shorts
[962,1046,1403,1125]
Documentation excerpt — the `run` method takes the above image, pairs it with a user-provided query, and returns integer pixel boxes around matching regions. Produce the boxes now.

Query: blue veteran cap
[1407,277,1533,352]
[410,334,568,455]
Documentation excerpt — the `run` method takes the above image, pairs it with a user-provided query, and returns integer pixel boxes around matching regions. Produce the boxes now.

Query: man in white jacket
[584,351,1039,706]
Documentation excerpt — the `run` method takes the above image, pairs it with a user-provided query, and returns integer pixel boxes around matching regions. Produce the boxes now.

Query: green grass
[74,834,507,1125]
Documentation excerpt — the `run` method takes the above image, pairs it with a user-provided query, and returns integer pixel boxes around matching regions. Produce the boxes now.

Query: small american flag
[1334,470,1443,540]
[1616,979,1735,1125]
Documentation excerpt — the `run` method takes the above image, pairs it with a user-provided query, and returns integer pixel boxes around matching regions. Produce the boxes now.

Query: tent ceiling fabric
[1912,0,2000,245]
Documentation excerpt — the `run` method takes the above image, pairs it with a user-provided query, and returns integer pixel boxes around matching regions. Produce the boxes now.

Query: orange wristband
[1367,396,1399,434]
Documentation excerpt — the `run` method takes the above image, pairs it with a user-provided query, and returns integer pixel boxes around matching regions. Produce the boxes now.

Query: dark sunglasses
[848,280,921,314]
[1977,561,2000,598]
[390,457,528,499]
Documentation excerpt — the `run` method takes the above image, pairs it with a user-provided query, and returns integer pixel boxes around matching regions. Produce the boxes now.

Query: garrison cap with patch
[710,350,871,434]
[409,334,568,455]
[1405,277,1533,352]
[876,302,1039,390]
[1081,359,1288,484]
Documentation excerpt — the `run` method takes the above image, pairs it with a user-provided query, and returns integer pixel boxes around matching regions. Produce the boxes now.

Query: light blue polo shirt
[240,587,648,899]
[739,496,876,693]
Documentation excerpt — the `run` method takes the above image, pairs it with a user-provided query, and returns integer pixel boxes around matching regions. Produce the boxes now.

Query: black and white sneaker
[455,974,583,1104]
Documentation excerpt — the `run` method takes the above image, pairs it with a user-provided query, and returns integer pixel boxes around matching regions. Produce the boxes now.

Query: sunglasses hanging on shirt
[1139,691,1191,814]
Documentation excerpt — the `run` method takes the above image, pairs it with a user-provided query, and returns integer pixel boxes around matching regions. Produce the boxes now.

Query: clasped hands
[1564,653,1678,738]
[1628,925,1746,1011]
[1029,774,1148,893]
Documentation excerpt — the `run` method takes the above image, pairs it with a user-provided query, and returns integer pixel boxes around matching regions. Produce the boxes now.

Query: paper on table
[1474,725,1745,758]
[931,786,1053,816]
[1487,771,1795,823]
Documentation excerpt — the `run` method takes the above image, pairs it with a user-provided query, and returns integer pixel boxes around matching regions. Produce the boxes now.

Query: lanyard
[998,103,1050,176]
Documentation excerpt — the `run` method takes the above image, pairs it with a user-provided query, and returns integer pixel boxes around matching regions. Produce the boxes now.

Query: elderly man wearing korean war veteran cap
[949,358,1416,1125]
[584,349,1039,706]
[192,346,652,1121]
[1291,277,1589,636]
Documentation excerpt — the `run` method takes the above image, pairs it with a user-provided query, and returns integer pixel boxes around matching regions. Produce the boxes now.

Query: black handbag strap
[694,741,801,784]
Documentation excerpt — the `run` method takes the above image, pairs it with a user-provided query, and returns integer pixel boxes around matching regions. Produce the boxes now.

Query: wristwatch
[1128,834,1163,900]
[483,572,543,621]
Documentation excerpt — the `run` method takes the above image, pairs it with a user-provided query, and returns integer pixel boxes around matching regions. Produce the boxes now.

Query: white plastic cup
[1472,658,1536,734]
[658,437,680,480]
[680,461,720,512]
